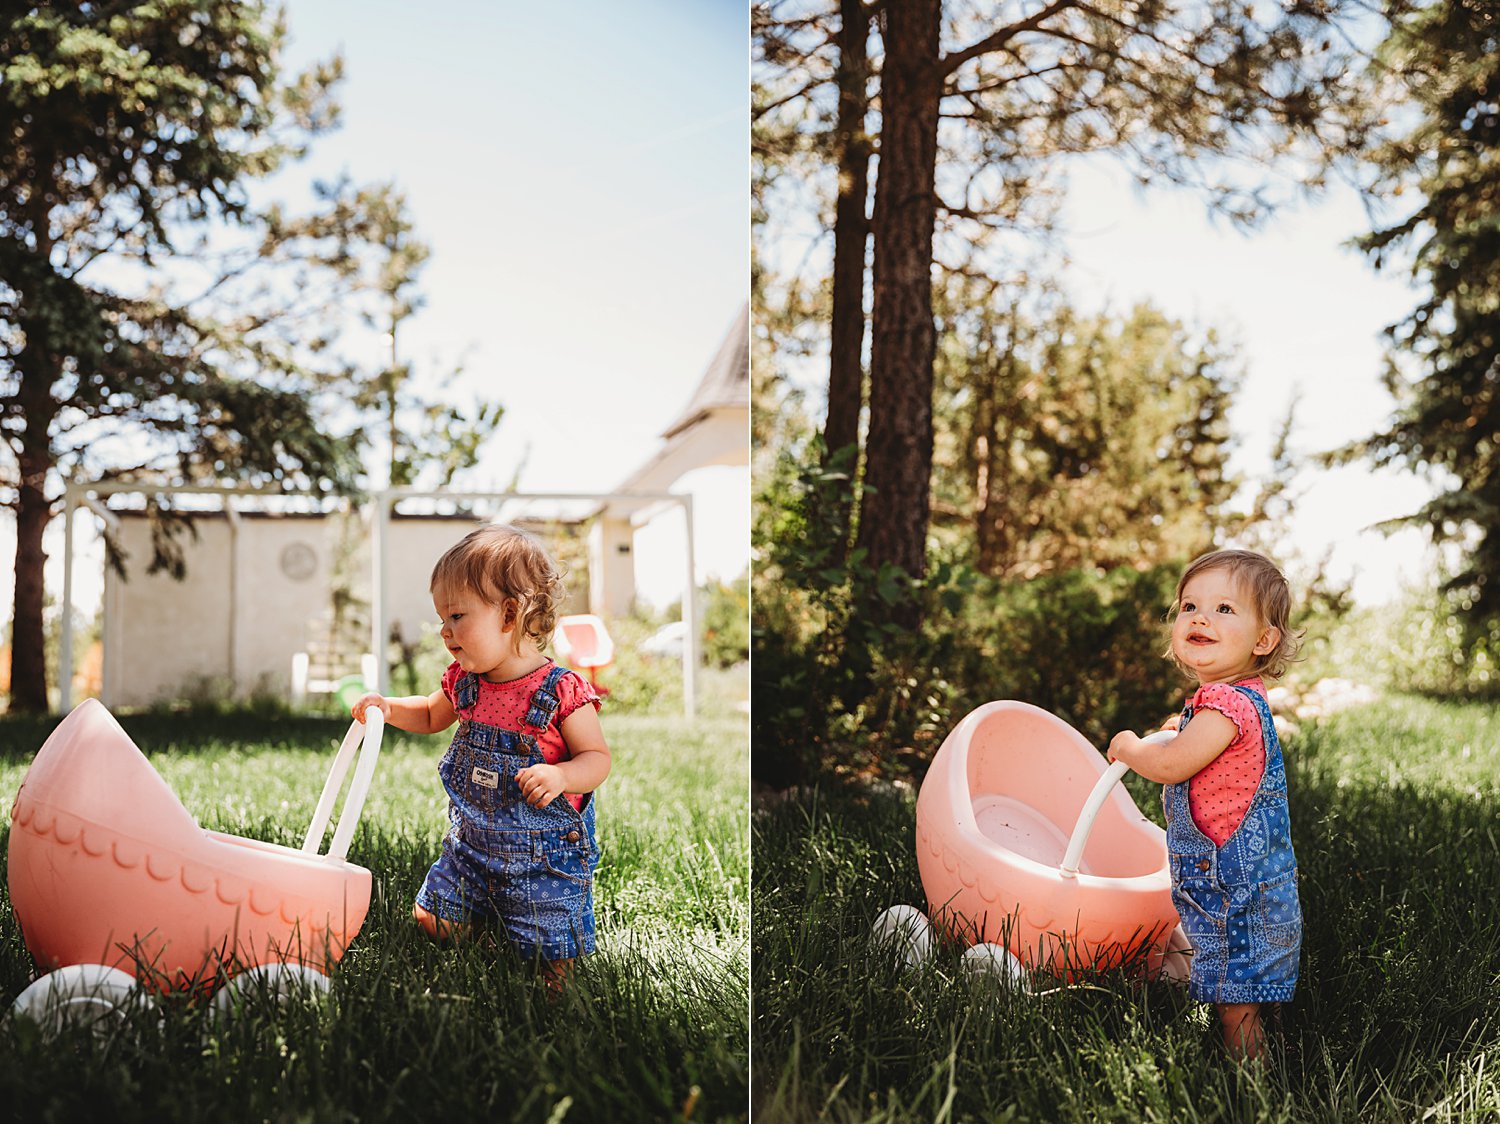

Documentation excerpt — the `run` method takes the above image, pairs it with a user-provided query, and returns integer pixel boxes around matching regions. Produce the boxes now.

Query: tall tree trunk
[824,0,872,463]
[10,315,58,713]
[820,0,874,562]
[10,436,53,713]
[9,182,60,713]
[973,355,1000,575]
[857,0,941,596]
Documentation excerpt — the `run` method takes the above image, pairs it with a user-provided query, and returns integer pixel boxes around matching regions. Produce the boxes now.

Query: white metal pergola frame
[369,487,698,717]
[57,481,699,718]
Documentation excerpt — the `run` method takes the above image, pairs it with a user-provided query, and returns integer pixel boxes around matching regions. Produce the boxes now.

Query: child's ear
[501,598,519,631]
[1253,625,1281,656]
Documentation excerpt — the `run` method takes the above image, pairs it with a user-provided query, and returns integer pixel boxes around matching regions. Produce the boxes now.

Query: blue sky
[274,0,749,601]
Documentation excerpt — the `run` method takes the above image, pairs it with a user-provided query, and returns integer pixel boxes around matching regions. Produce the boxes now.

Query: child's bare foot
[412,903,471,943]
[1218,1002,1266,1062]
[542,957,574,994]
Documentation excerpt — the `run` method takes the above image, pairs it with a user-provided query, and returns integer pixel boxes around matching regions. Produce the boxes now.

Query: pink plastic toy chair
[553,614,614,695]
[915,701,1180,976]
[7,699,383,996]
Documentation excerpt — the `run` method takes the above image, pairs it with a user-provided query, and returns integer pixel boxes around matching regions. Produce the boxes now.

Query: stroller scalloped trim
[7,698,383,997]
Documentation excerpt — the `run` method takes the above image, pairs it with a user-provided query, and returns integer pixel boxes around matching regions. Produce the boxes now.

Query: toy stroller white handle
[1059,728,1176,878]
[302,710,385,862]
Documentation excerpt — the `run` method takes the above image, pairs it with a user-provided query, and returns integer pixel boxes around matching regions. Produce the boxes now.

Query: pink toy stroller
[908,701,1189,981]
[7,699,384,1017]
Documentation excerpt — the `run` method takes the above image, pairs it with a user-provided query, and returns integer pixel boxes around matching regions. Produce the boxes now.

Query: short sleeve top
[1185,677,1267,848]
[441,659,602,811]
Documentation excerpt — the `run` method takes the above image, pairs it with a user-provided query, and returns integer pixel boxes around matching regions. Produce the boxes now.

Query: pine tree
[2,3,367,709]
[1355,0,1500,629]
[757,0,1383,615]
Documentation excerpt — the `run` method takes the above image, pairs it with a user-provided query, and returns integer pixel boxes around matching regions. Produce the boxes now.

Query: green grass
[0,704,749,1122]
[752,695,1500,1122]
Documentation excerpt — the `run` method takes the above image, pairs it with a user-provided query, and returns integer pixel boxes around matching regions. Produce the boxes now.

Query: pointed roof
[602,307,749,509]
[660,304,749,440]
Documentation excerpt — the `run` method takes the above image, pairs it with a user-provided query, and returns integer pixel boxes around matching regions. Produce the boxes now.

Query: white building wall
[101,511,592,706]
[230,516,343,689]
[383,516,590,654]
[383,516,476,656]
[103,514,342,706]
[588,516,637,618]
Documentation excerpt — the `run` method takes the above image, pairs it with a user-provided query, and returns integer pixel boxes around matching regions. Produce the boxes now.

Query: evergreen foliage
[1355,0,1500,633]
[0,2,352,710]
[755,0,1385,595]
[0,3,500,710]
[933,287,1243,577]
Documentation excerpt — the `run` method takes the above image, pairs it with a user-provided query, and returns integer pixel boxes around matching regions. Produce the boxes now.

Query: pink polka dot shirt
[440,659,601,811]
[1186,677,1268,847]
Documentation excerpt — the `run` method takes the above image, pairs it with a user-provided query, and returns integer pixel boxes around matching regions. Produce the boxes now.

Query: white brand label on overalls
[471,767,499,789]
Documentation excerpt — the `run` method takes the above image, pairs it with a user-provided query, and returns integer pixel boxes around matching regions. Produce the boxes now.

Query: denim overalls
[414,664,599,961]
[1166,684,1301,1004]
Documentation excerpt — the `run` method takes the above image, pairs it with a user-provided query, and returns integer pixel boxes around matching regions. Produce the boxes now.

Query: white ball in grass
[211,963,330,1021]
[961,942,1031,991]
[870,905,935,969]
[11,964,155,1036]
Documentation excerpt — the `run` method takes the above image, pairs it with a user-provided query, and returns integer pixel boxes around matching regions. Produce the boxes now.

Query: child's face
[1170,567,1280,685]
[433,585,517,679]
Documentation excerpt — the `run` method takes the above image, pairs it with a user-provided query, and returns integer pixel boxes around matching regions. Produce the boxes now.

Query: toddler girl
[1108,548,1303,1061]
[352,524,610,983]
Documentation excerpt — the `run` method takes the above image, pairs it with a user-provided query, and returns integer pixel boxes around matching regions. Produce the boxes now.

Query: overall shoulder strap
[1229,682,1285,766]
[523,663,568,730]
[453,671,480,715]
[1229,683,1274,731]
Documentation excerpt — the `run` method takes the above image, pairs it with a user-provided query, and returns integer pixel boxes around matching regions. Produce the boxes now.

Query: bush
[752,446,1188,785]
[702,576,750,669]
[752,447,971,785]
[1310,585,1500,699]
[589,614,687,713]
[978,565,1185,746]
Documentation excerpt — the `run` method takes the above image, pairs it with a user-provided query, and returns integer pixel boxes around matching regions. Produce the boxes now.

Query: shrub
[977,564,1185,746]
[589,614,687,713]
[702,576,750,669]
[752,443,1189,785]
[1311,585,1500,699]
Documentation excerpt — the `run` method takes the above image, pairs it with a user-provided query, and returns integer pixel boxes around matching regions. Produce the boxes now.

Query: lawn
[0,699,749,1122]
[752,695,1500,1122]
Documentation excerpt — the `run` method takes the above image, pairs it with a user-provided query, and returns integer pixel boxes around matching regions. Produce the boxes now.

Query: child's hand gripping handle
[1059,729,1176,878]
[302,709,386,861]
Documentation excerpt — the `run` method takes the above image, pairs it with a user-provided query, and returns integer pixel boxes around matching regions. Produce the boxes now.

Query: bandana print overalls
[414,665,599,960]
[1166,684,1301,1004]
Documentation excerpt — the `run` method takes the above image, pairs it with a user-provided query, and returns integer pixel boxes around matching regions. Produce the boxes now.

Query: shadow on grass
[0,709,356,763]
[0,818,747,1121]
[752,742,1500,1122]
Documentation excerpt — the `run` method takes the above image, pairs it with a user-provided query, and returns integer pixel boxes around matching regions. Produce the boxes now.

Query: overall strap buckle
[523,664,569,730]
[454,672,481,714]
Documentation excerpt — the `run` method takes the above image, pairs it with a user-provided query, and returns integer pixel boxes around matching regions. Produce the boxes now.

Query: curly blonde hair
[429,524,565,647]
[1171,548,1304,679]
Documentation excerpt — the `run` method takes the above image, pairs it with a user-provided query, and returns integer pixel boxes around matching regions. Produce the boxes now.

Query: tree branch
[944,59,1074,101]
[940,0,1078,77]
[753,71,836,119]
